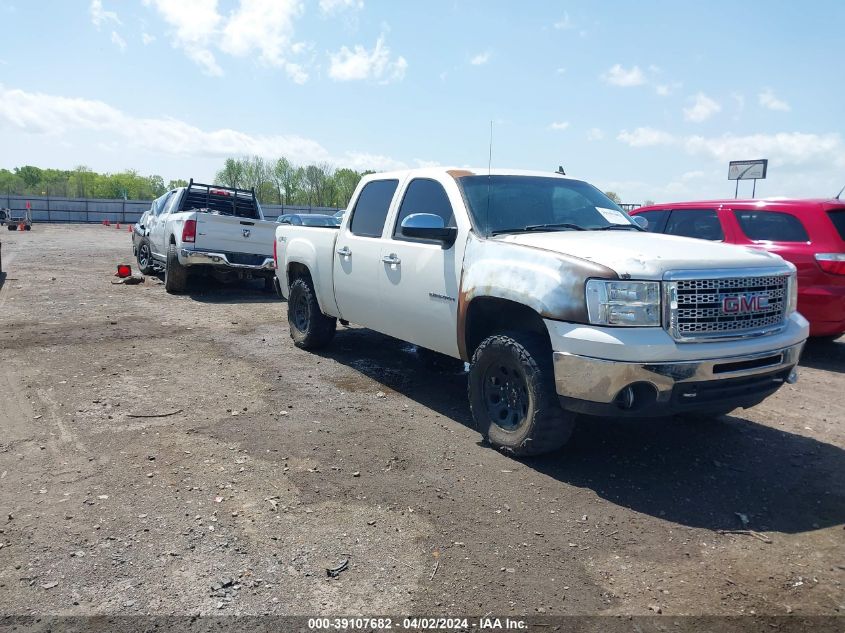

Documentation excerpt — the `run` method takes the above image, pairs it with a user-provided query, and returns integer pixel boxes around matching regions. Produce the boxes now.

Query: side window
[734,211,809,242]
[394,179,456,239]
[153,193,171,216]
[665,209,724,241]
[349,179,399,238]
[162,191,181,215]
[637,210,668,233]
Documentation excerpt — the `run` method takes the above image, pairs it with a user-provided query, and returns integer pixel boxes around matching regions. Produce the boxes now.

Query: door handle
[382,253,401,265]
[336,246,352,257]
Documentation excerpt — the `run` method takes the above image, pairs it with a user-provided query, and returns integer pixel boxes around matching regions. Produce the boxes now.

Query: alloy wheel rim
[482,361,529,430]
[293,293,310,332]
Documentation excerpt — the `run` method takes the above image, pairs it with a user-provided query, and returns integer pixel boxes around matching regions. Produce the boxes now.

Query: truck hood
[493,231,789,279]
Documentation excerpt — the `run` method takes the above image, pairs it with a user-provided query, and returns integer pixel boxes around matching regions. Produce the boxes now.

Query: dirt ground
[0,224,842,618]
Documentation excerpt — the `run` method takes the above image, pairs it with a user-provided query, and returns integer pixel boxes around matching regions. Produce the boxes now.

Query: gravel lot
[0,224,843,618]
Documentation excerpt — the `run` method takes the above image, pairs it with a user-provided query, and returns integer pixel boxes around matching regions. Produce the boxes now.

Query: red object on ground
[631,198,845,337]
[116,264,132,278]
[104,219,110,226]
[115,222,121,229]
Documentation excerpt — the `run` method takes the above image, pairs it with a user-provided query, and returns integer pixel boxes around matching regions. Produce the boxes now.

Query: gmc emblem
[722,293,769,314]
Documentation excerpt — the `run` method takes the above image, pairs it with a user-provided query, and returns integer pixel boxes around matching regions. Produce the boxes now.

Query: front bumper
[179,248,274,272]
[553,341,803,416]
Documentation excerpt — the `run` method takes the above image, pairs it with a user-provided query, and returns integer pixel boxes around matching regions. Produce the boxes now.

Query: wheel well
[287,262,312,288]
[464,297,550,359]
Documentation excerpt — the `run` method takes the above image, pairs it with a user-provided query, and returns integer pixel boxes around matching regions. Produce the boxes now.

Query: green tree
[642,199,655,207]
[604,191,622,204]
[333,168,361,207]
[15,165,44,189]
[167,179,188,190]
[215,158,245,189]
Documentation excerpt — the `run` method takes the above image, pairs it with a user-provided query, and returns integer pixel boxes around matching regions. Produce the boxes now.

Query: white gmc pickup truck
[274,168,809,455]
[133,180,277,293]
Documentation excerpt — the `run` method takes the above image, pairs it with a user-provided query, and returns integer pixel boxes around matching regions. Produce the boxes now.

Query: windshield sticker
[596,207,630,225]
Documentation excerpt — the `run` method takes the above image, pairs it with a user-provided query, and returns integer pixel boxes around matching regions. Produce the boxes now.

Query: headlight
[787,272,798,314]
[586,280,661,326]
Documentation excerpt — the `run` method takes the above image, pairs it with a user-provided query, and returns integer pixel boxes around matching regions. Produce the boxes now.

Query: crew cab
[274,168,809,456]
[133,180,277,293]
[631,199,845,338]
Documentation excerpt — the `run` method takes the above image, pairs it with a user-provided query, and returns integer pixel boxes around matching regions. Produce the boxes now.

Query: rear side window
[665,209,724,241]
[637,210,668,232]
[734,210,809,242]
[349,180,398,237]
[394,179,456,239]
[828,209,845,241]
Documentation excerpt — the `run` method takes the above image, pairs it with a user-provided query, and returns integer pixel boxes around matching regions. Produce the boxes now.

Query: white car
[133,180,277,293]
[273,167,808,456]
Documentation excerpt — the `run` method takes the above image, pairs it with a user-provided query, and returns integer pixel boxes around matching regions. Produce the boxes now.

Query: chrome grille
[667,274,789,340]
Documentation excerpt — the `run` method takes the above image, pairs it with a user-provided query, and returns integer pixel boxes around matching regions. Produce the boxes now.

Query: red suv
[631,199,845,338]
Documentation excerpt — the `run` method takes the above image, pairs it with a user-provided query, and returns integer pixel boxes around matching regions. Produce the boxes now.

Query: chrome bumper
[553,341,804,411]
[179,249,274,271]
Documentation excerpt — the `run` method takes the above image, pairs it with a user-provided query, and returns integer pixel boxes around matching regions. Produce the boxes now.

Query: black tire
[7,224,16,231]
[136,239,156,275]
[469,332,575,456]
[24,225,31,231]
[164,242,188,293]
[288,277,336,349]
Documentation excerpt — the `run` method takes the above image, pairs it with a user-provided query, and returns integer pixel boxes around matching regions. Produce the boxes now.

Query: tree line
[0,158,369,209]
[214,157,369,208]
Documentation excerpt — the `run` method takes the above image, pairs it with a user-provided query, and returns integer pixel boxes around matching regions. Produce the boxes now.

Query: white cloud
[555,67,566,74]
[470,51,491,66]
[601,64,645,87]
[553,12,573,30]
[143,0,307,82]
[328,36,407,83]
[683,92,721,122]
[586,127,604,141]
[685,132,844,168]
[617,127,676,147]
[142,32,156,45]
[758,88,791,112]
[90,0,120,28]
[319,0,363,15]
[110,30,127,52]
[549,121,569,131]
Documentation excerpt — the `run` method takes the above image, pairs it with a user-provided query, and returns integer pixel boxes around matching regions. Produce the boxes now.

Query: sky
[0,0,843,204]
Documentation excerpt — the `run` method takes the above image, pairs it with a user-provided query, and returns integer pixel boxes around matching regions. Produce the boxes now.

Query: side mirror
[400,213,457,245]
[632,215,648,230]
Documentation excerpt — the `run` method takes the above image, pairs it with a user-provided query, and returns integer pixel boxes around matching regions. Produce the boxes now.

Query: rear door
[726,207,817,286]
[149,190,181,257]
[332,178,401,329]
[376,177,465,357]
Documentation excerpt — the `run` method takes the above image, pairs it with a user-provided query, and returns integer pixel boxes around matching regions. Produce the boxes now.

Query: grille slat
[668,274,788,340]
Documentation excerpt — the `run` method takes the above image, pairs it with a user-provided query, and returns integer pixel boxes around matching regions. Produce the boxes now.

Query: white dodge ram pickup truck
[133,180,277,293]
[274,168,809,455]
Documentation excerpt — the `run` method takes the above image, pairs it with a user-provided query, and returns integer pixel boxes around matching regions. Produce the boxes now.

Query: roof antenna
[485,120,493,236]
[837,183,845,200]
[556,165,566,175]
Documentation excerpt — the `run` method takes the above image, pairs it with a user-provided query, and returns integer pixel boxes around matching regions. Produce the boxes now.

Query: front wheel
[136,239,155,275]
[468,332,575,456]
[288,277,336,349]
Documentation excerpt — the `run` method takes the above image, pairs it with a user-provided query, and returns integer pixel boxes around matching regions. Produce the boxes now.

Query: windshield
[458,175,635,235]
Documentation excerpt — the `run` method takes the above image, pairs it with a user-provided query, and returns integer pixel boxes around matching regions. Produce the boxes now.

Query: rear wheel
[164,242,188,293]
[24,225,31,231]
[468,332,575,456]
[136,239,155,275]
[288,277,336,349]
[7,224,16,231]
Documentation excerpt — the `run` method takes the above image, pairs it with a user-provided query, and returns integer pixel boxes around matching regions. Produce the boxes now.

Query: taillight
[273,238,278,269]
[182,219,196,243]
[815,253,845,275]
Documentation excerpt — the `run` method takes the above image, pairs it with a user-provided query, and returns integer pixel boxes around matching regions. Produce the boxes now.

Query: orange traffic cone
[128,224,133,232]
[104,219,110,226]
[115,222,121,229]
